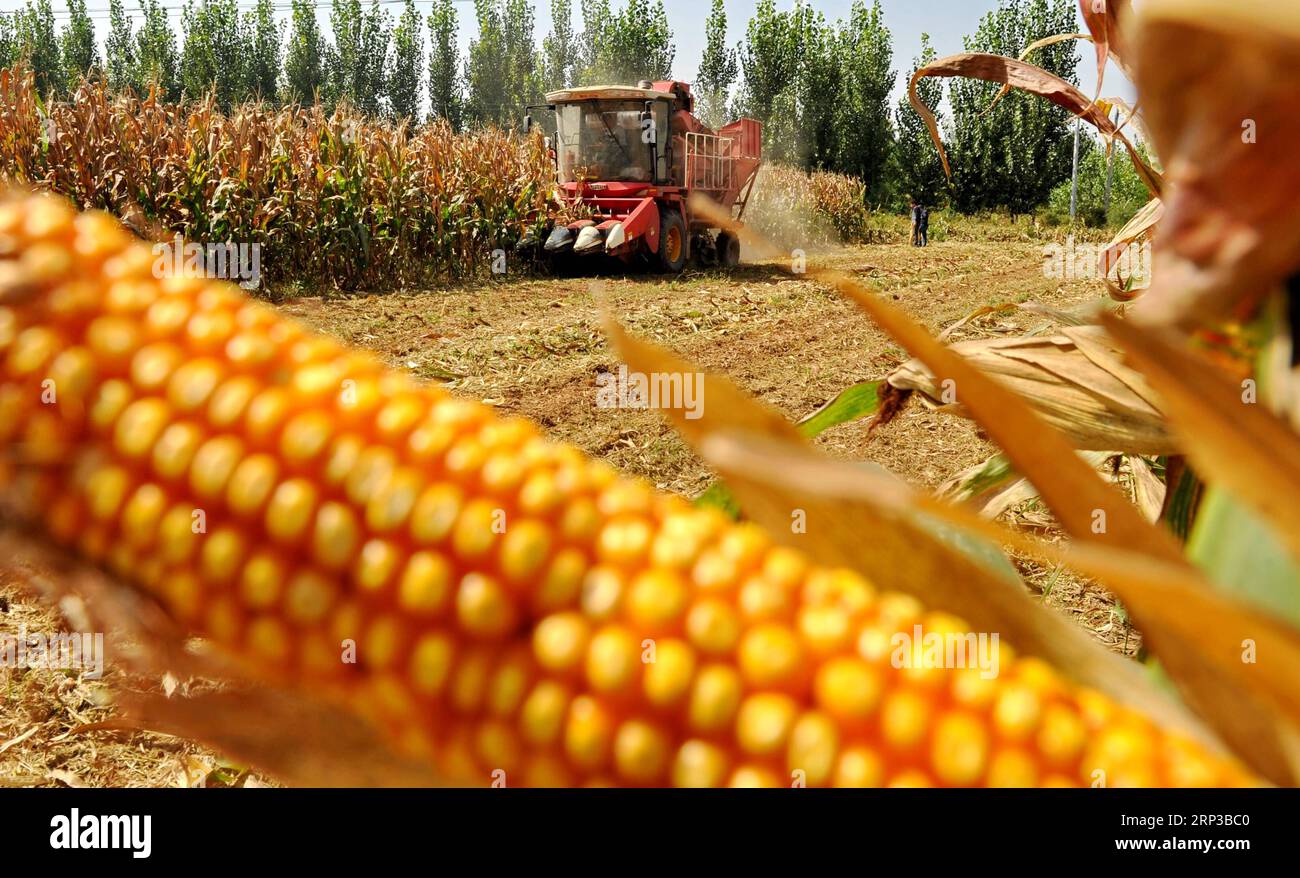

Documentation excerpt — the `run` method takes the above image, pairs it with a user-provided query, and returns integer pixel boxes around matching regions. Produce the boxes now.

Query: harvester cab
[524,80,762,273]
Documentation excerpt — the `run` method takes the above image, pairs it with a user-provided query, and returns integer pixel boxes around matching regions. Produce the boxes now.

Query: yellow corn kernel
[397,551,454,616]
[0,191,1253,791]
[456,573,517,636]
[613,720,671,785]
[533,612,591,673]
[736,692,798,757]
[585,625,640,693]
[672,739,729,788]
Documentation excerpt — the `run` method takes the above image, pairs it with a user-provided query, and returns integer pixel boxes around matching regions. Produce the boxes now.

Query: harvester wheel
[657,210,687,273]
[717,231,741,268]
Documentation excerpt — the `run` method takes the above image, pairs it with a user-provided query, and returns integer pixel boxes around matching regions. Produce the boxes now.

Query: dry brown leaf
[1128,456,1167,524]
[45,769,87,788]
[1079,0,1136,94]
[1100,196,1163,301]
[0,725,39,754]
[118,687,441,788]
[982,33,1093,118]
[907,52,1161,196]
[886,327,1175,455]
[1129,0,1300,326]
[937,303,1019,342]
[1102,312,1300,563]
[939,450,1116,520]
[1104,96,1153,150]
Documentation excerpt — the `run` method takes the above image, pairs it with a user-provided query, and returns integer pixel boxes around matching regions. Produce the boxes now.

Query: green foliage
[283,0,325,105]
[105,0,135,93]
[693,0,736,128]
[734,0,800,133]
[797,9,838,170]
[735,0,892,200]
[946,0,1080,213]
[0,17,17,72]
[15,0,61,97]
[59,0,99,92]
[135,0,181,101]
[894,33,948,207]
[833,1,894,202]
[576,0,674,86]
[181,0,249,109]
[541,0,580,92]
[465,0,541,127]
[797,380,884,437]
[245,0,281,101]
[325,0,392,116]
[1046,135,1153,227]
[1188,488,1300,628]
[427,0,462,128]
[389,0,423,121]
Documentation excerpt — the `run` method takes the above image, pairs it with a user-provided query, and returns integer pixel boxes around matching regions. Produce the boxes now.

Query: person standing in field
[919,204,930,247]
[908,197,920,246]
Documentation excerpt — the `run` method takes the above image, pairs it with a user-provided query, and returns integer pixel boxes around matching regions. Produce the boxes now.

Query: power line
[1,0,474,18]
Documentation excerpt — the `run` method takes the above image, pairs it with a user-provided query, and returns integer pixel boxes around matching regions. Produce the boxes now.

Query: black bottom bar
[6,789,1286,865]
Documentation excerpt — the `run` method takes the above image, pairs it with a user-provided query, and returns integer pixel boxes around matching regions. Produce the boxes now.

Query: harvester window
[556,101,665,185]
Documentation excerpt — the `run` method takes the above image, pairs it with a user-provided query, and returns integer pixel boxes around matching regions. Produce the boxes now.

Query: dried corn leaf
[1104,96,1154,152]
[1100,197,1163,301]
[1015,299,1118,329]
[1079,0,1136,94]
[908,52,1161,196]
[1128,455,1167,523]
[1102,312,1300,564]
[940,450,1116,520]
[982,33,1093,118]
[886,327,1175,455]
[1129,0,1300,326]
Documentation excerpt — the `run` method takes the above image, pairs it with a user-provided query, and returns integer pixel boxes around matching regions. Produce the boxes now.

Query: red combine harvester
[524,80,762,272]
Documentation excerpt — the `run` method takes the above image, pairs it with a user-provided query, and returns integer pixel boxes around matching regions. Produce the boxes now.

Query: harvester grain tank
[524,80,763,272]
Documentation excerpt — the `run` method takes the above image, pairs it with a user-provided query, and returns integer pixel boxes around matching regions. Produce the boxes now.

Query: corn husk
[1128,0,1300,327]
[884,326,1176,455]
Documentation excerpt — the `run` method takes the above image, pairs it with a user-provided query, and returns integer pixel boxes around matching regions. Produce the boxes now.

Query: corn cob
[0,191,1252,787]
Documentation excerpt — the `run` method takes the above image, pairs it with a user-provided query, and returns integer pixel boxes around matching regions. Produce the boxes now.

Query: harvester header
[523,79,762,272]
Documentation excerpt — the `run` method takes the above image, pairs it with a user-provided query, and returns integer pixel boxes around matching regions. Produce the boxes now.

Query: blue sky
[0,0,1135,104]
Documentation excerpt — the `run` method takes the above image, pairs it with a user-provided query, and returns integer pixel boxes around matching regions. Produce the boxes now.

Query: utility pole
[1103,108,1117,218]
[1069,116,1081,222]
